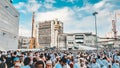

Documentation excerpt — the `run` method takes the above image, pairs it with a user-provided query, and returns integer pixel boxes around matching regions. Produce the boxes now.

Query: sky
[12,0,120,37]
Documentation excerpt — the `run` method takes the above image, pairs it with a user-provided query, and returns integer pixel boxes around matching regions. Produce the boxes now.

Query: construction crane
[112,19,117,40]
[29,12,36,49]
[111,11,120,47]
[112,12,118,40]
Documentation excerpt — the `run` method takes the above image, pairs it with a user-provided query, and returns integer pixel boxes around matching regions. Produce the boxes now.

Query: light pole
[93,12,98,52]
[119,44,120,52]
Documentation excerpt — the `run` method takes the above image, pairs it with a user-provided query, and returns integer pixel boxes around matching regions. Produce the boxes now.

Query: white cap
[46,60,52,64]
[15,63,21,67]
[74,59,78,63]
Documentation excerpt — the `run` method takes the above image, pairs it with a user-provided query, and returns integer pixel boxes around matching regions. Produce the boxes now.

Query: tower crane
[112,11,119,40]
[112,19,117,40]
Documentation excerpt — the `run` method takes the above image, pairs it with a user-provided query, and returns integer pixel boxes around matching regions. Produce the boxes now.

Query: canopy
[78,45,97,50]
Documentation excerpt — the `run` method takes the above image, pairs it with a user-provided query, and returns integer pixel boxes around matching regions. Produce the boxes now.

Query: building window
[86,40,92,43]
[23,40,26,43]
[22,43,26,45]
[57,22,59,24]
[68,42,73,44]
[53,21,55,24]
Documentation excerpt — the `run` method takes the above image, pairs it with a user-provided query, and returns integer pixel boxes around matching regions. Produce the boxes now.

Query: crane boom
[112,20,117,40]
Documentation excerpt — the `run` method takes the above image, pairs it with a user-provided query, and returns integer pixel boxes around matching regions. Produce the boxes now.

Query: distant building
[37,19,63,48]
[18,36,30,49]
[37,20,97,49]
[58,34,66,48]
[66,34,74,49]
[0,0,19,50]
[98,35,120,48]
[84,33,96,46]
[36,19,97,49]
[65,33,96,49]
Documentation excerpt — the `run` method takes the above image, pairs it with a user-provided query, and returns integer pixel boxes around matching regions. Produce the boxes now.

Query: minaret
[29,12,35,49]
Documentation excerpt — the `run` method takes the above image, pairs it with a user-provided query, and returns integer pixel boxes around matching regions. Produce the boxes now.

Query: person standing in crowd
[91,58,100,68]
[46,55,52,68]
[39,54,44,61]
[112,59,119,68]
[0,55,7,68]
[96,55,103,67]
[21,57,31,68]
[11,51,17,67]
[102,57,109,68]
[34,61,45,68]
[69,56,74,68]
[61,58,70,68]
[66,55,71,65]
[1,49,120,68]
[11,57,21,68]
[31,58,37,68]
[54,56,62,68]
[73,59,80,68]
[79,58,86,68]
[13,63,21,68]
[6,53,12,68]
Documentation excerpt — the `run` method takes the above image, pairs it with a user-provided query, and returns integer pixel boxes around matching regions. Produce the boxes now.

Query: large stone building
[37,19,63,48]
[0,0,19,50]
[37,19,96,49]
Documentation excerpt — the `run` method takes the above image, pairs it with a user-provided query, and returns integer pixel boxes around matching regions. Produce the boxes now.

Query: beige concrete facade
[18,36,30,49]
[37,19,63,48]
[0,0,19,50]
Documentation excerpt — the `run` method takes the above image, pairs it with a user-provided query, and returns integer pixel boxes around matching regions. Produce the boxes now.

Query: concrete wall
[0,0,19,50]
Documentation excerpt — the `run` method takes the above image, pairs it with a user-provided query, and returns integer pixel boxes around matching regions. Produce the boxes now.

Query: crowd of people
[0,49,120,68]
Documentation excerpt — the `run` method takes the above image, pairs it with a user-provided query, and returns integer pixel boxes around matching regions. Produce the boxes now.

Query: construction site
[17,11,120,50]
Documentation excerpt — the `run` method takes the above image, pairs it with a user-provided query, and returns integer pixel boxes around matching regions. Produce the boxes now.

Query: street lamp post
[93,12,98,52]
[119,44,120,52]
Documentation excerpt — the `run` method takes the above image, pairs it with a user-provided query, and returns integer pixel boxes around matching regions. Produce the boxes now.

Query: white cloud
[62,0,78,4]
[26,0,42,12]
[45,0,56,3]
[44,3,53,9]
[34,0,120,37]
[19,25,31,37]
[73,4,94,14]
[35,7,95,34]
[14,0,42,13]
[17,0,120,37]
[19,10,27,14]
[36,7,74,22]
[14,2,25,9]
[67,0,74,3]
[82,0,90,6]
[94,1,105,9]
[44,0,56,9]
[28,0,36,3]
